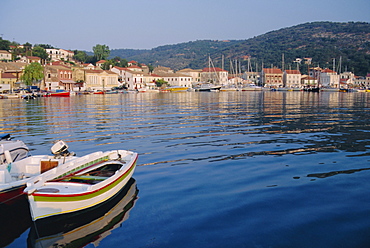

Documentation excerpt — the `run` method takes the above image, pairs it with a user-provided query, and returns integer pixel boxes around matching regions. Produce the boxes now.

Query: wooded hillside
[110,22,370,76]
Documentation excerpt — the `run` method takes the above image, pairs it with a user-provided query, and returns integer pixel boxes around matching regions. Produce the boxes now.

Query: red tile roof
[1,73,17,79]
[322,68,336,73]
[263,68,283,74]
[285,70,300,74]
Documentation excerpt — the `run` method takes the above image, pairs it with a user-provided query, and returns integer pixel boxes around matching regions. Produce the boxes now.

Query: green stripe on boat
[33,162,135,202]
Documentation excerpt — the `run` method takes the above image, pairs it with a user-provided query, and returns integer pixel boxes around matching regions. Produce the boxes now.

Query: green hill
[110,21,370,76]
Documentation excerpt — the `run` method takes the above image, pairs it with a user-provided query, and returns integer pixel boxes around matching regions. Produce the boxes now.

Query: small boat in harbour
[0,138,77,204]
[24,149,138,221]
[28,178,138,248]
[47,91,71,97]
[165,86,190,92]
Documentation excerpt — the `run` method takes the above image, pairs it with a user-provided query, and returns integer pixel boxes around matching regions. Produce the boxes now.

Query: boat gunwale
[31,154,137,199]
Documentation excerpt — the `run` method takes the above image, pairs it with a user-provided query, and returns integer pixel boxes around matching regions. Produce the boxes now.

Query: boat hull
[0,184,26,204]
[49,92,70,97]
[26,150,138,221]
[28,178,138,248]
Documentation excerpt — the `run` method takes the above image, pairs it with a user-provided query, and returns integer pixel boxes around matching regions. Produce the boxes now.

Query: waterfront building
[111,66,145,90]
[320,68,339,88]
[142,73,162,85]
[177,68,202,85]
[155,72,192,88]
[283,70,301,88]
[84,70,119,91]
[301,75,318,87]
[44,65,74,91]
[243,71,260,85]
[0,73,17,92]
[261,68,283,88]
[353,74,370,89]
[339,71,355,88]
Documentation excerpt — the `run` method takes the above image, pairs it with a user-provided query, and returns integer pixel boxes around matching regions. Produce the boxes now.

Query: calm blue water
[1,91,370,248]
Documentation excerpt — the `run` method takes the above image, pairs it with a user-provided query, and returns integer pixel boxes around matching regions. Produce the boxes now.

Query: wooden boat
[28,178,138,248]
[25,149,138,221]
[165,86,189,92]
[48,91,70,97]
[0,138,77,204]
[93,91,105,94]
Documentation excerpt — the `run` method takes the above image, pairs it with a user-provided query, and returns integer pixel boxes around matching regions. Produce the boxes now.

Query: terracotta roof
[1,72,17,79]
[96,60,106,64]
[322,68,336,73]
[285,70,300,74]
[263,68,283,74]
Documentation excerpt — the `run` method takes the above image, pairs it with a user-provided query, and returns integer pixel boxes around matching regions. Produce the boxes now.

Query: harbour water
[1,91,370,248]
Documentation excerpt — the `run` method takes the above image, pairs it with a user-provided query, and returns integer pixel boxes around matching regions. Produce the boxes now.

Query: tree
[21,62,44,86]
[155,79,168,88]
[0,38,10,50]
[32,46,49,63]
[23,42,32,56]
[73,50,88,62]
[93,44,110,61]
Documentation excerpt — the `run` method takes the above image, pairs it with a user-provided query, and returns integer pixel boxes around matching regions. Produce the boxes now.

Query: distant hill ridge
[110,21,370,76]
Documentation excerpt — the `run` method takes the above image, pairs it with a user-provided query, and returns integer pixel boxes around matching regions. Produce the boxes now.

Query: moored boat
[28,178,138,248]
[48,91,70,97]
[165,86,189,92]
[0,138,77,204]
[25,149,138,221]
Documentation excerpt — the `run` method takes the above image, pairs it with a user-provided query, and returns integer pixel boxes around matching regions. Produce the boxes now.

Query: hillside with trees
[110,21,370,76]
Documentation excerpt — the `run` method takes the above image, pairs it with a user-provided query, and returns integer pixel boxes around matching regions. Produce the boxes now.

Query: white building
[156,72,192,88]
[283,70,301,88]
[0,50,12,61]
[320,68,339,88]
[177,68,202,85]
[46,48,74,61]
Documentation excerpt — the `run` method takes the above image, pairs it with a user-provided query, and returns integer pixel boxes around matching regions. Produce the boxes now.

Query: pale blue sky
[1,0,369,51]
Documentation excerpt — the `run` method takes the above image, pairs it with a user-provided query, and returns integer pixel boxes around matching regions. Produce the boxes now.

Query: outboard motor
[51,140,75,157]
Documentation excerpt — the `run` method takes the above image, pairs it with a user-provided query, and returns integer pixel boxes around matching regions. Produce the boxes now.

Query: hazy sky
[1,0,369,51]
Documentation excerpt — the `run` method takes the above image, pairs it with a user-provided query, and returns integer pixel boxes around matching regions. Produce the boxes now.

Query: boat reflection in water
[28,178,139,248]
[0,195,32,247]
